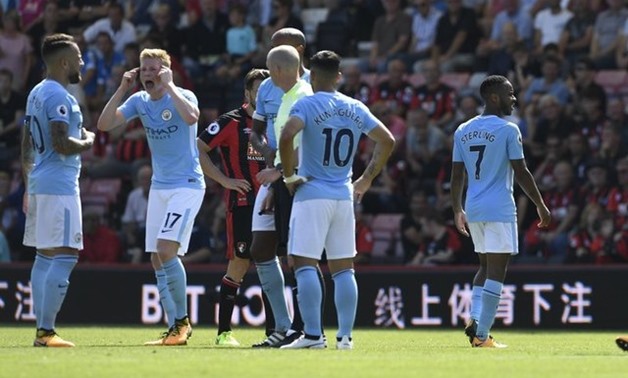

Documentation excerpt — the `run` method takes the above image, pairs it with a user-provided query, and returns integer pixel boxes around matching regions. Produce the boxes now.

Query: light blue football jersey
[25,79,83,195]
[118,88,204,190]
[253,70,310,149]
[452,115,525,222]
[289,91,379,202]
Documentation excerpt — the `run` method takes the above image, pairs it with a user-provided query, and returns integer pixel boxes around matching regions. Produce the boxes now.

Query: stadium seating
[370,213,404,263]
[301,8,329,44]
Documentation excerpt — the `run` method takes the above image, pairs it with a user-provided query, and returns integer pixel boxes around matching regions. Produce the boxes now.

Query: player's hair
[140,48,171,68]
[244,69,270,90]
[310,50,340,77]
[479,75,508,102]
[41,33,76,65]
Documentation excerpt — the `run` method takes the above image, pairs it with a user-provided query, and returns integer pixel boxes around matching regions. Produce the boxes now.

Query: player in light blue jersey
[98,48,204,346]
[279,51,395,349]
[451,75,551,348]
[22,33,95,347]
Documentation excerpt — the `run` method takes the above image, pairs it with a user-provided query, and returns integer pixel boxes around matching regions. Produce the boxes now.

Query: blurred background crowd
[0,0,626,266]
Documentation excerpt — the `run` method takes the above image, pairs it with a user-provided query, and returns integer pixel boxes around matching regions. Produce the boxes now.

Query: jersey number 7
[469,145,486,180]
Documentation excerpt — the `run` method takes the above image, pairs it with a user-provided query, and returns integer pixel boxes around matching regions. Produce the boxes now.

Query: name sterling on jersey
[459,130,496,144]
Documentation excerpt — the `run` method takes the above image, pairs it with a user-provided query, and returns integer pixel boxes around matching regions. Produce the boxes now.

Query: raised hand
[158,66,173,86]
[120,67,139,92]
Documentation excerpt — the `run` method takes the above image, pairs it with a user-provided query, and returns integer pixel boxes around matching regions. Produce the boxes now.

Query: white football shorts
[468,221,519,255]
[251,184,275,232]
[23,194,83,250]
[288,199,356,260]
[145,188,204,255]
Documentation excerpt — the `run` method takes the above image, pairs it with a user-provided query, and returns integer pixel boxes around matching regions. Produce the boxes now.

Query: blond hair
[140,48,171,68]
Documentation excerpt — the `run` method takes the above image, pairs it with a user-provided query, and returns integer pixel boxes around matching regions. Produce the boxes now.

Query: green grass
[0,326,627,378]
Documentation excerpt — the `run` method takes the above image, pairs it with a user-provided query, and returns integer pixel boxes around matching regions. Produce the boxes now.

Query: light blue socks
[295,266,322,337]
[155,268,176,327]
[30,253,53,328]
[332,269,357,339]
[256,257,291,332]
[161,257,188,320]
[476,279,503,340]
[40,255,78,330]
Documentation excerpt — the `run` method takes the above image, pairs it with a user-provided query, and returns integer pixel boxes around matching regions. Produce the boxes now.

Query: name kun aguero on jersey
[313,107,365,128]
[459,129,496,144]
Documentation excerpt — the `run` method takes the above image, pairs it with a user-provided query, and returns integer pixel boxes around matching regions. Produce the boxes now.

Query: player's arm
[250,118,275,167]
[196,138,251,194]
[20,124,34,185]
[97,68,139,131]
[450,161,470,236]
[51,121,95,155]
[511,159,551,228]
[353,123,395,203]
[278,116,304,179]
[165,84,199,126]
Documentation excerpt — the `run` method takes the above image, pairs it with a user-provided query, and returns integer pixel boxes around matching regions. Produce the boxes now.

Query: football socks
[476,279,503,341]
[255,257,291,332]
[30,253,53,328]
[162,257,188,320]
[40,254,77,330]
[332,269,357,340]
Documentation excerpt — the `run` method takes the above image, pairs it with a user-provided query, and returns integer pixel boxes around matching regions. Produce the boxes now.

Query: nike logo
[161,229,173,233]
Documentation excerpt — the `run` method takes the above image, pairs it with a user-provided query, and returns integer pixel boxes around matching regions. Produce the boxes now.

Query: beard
[69,72,81,84]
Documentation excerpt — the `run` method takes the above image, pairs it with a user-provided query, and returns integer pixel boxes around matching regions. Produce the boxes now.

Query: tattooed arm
[21,125,34,185]
[353,123,395,203]
[51,121,95,156]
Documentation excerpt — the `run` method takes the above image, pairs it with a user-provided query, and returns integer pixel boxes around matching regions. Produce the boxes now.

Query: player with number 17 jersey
[289,91,379,202]
[118,90,204,190]
[452,115,524,222]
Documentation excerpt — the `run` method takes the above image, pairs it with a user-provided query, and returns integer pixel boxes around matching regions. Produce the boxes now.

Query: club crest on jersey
[161,109,172,121]
[74,232,82,243]
[57,105,68,116]
[207,122,220,135]
[237,242,247,254]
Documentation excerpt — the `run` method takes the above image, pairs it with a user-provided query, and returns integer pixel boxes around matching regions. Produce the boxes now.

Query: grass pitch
[0,326,627,378]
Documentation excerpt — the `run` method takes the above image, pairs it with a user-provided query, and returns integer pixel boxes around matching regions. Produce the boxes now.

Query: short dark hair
[479,75,508,102]
[244,69,270,90]
[310,50,340,75]
[41,33,76,64]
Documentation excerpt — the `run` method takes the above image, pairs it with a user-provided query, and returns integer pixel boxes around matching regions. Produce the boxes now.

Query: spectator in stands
[183,0,229,78]
[523,54,570,110]
[580,159,612,207]
[83,3,137,54]
[26,2,70,58]
[576,86,607,154]
[431,0,480,72]
[125,0,182,31]
[181,198,219,264]
[57,0,111,28]
[80,207,123,263]
[400,189,429,263]
[532,134,565,192]
[407,209,462,266]
[410,59,455,130]
[598,124,627,183]
[405,108,447,185]
[489,0,533,47]
[447,93,480,133]
[616,17,628,69]
[532,0,572,56]
[338,64,372,106]
[354,203,374,265]
[215,4,257,81]
[0,69,25,163]
[407,0,442,72]
[18,0,46,32]
[363,0,412,73]
[370,59,415,117]
[558,0,594,69]
[122,165,151,263]
[589,211,628,263]
[589,0,627,70]
[0,10,34,93]
[370,101,407,153]
[144,3,185,60]
[507,41,540,98]
[264,0,304,38]
[526,94,577,160]
[566,56,606,116]
[480,21,519,76]
[566,131,591,185]
[607,157,628,238]
[566,202,604,264]
[93,31,125,110]
[522,160,579,264]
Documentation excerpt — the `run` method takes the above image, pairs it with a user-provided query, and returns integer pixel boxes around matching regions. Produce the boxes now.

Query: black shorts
[226,205,253,259]
[271,178,294,256]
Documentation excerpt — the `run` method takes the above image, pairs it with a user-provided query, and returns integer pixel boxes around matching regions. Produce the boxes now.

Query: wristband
[283,174,306,184]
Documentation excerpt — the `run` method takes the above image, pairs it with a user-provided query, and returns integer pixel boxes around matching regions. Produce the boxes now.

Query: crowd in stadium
[0,0,626,265]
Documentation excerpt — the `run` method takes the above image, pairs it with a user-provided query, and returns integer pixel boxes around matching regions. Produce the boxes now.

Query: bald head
[271,28,306,49]
[267,45,300,73]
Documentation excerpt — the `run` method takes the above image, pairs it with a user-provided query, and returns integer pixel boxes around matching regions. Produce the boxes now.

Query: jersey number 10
[322,128,354,167]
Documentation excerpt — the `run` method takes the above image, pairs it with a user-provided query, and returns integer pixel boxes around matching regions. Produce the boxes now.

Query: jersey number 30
[469,144,486,180]
[322,128,354,167]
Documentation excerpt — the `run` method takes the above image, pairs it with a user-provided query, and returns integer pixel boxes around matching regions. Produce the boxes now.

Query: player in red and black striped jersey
[197,69,271,347]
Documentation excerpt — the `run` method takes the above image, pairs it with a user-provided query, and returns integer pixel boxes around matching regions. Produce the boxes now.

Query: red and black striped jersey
[198,104,265,209]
